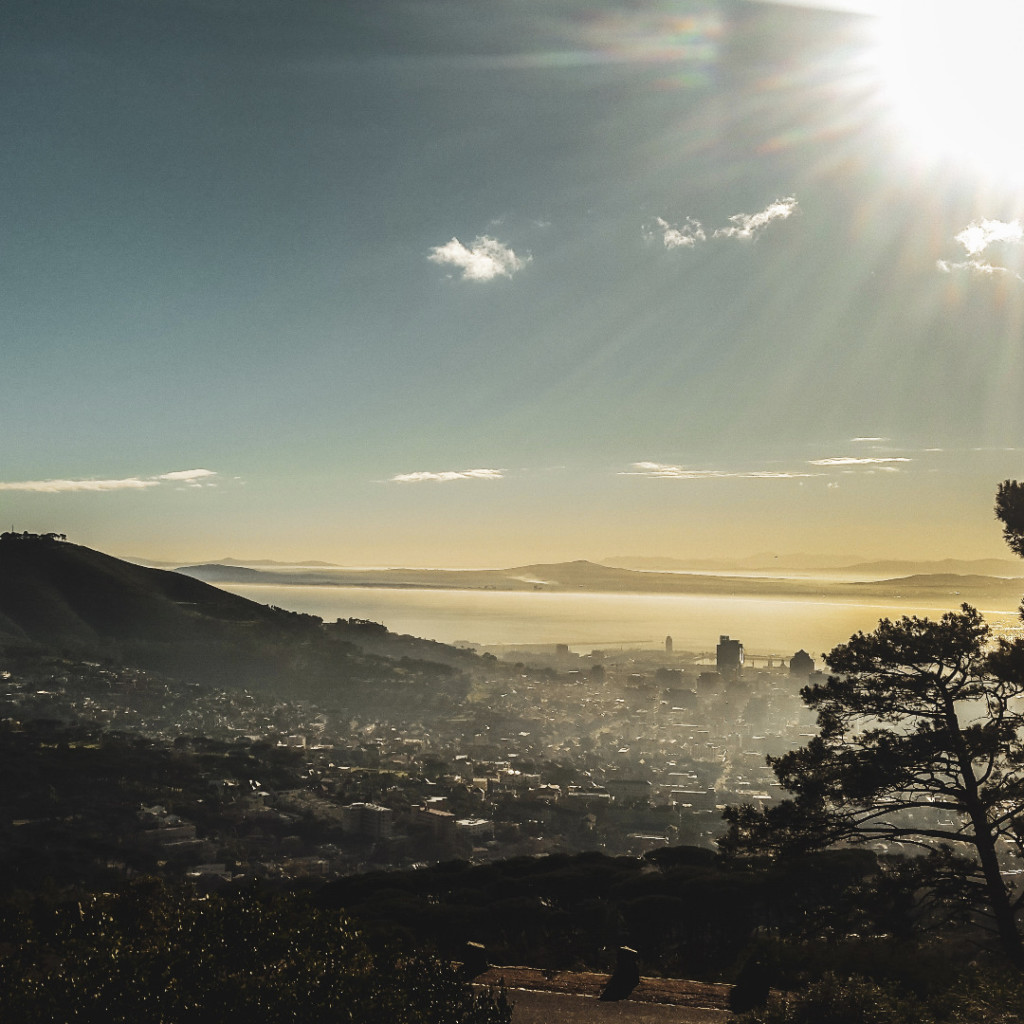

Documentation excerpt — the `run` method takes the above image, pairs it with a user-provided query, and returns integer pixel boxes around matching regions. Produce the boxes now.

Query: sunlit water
[220,583,1024,659]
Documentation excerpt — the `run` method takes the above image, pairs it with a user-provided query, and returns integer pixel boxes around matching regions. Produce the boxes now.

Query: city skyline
[4,0,1024,566]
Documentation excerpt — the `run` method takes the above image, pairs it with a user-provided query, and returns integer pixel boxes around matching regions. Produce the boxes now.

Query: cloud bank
[427,236,529,281]
[0,469,218,493]
[389,468,504,483]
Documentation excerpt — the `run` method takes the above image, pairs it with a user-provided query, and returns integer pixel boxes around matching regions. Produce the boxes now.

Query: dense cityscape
[0,632,820,888]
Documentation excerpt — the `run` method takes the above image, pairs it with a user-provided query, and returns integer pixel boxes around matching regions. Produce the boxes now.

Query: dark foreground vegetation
[0,881,511,1023]
[3,844,1024,1023]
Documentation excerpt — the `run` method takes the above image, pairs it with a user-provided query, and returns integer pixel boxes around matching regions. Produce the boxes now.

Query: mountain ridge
[175,558,1024,602]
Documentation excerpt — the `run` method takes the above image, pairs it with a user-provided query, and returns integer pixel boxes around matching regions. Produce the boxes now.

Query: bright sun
[871,0,1024,178]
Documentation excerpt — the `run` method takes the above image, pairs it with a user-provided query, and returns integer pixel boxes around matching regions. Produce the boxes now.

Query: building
[341,802,393,839]
[716,635,744,678]
[455,818,494,841]
[790,649,815,677]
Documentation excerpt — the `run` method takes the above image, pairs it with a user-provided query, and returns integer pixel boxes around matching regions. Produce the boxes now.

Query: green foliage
[317,846,912,979]
[938,967,1024,1024]
[738,972,928,1024]
[737,963,1024,1024]
[0,881,511,1023]
[995,480,1024,560]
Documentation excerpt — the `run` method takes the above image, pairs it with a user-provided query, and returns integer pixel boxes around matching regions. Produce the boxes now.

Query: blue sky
[3,0,1024,565]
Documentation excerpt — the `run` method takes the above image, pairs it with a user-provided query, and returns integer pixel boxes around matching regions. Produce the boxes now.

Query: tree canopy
[996,480,1024,559]
[722,606,1024,963]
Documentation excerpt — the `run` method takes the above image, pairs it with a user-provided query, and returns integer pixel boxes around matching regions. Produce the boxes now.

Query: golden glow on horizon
[872,1,1024,179]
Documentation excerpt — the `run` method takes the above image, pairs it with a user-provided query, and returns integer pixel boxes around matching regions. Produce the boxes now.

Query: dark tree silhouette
[996,479,1024,559]
[722,603,1024,966]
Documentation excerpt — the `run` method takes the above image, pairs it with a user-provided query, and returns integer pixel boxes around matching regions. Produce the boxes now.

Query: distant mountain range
[129,550,1024,578]
[603,554,1024,576]
[0,534,473,707]
[174,557,1024,603]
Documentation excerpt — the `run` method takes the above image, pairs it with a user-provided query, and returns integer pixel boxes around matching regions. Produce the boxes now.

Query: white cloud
[850,436,888,443]
[389,468,504,483]
[713,197,798,240]
[427,236,529,281]
[645,216,706,249]
[156,469,218,487]
[938,218,1024,279]
[0,469,219,493]
[808,457,911,466]
[954,218,1024,257]
[622,461,816,479]
[156,468,215,481]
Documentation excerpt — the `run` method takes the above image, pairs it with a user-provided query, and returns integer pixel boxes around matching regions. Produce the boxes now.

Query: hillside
[0,534,305,646]
[0,533,469,707]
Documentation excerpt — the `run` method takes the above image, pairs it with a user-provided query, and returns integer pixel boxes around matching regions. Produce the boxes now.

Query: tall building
[665,635,673,654]
[716,635,744,678]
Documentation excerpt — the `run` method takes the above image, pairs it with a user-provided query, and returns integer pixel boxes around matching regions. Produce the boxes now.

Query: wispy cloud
[427,236,529,281]
[622,461,816,479]
[647,197,797,252]
[644,216,706,249]
[0,469,219,493]
[808,457,911,466]
[713,197,798,240]
[937,259,1018,278]
[850,436,888,443]
[938,218,1024,279]
[388,468,504,483]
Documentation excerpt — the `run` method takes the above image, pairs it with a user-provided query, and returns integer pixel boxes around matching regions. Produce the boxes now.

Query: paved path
[473,967,733,1024]
[505,988,731,1023]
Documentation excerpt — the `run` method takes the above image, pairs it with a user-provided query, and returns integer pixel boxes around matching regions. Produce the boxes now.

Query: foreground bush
[739,972,927,1024]
[739,968,1024,1024]
[0,881,510,1023]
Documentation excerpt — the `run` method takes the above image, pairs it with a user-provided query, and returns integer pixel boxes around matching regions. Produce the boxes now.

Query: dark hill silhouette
[0,536,299,646]
[0,534,469,709]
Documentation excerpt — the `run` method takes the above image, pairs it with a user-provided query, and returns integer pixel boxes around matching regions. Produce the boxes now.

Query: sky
[4,0,1024,566]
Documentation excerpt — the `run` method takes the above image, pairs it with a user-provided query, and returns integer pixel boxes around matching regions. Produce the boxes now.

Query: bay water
[220,583,1024,660]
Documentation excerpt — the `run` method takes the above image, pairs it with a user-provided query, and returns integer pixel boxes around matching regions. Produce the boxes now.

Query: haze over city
[4,0,1024,567]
